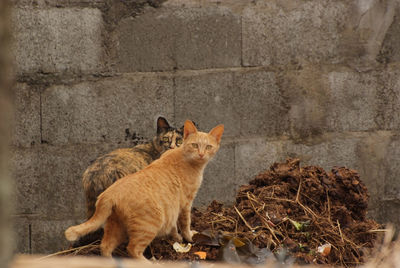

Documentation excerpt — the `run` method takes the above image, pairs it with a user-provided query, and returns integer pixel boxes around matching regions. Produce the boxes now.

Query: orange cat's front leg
[170,225,183,242]
[178,207,194,242]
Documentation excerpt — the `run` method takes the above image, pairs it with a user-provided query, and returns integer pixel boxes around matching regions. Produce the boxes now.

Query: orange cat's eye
[206,145,213,150]
[191,143,198,149]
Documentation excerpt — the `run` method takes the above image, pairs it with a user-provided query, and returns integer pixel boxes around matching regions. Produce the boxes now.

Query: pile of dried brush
[189,158,382,266]
[57,159,383,266]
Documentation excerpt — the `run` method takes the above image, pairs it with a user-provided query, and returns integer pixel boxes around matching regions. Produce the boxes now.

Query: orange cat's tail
[65,196,113,242]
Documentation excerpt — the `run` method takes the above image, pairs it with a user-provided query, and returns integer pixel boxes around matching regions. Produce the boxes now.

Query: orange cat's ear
[209,124,224,144]
[184,120,198,139]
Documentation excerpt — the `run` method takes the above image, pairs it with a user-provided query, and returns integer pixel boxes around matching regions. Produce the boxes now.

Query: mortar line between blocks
[240,14,243,67]
[39,89,43,144]
[28,223,32,254]
[172,76,176,125]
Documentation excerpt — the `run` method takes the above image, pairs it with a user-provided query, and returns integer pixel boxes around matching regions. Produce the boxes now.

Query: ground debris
[61,159,382,266]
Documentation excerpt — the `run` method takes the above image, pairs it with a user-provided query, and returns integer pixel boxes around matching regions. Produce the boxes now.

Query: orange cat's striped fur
[65,120,224,259]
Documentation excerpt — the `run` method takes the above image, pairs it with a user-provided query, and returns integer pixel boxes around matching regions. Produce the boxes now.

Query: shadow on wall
[0,0,14,266]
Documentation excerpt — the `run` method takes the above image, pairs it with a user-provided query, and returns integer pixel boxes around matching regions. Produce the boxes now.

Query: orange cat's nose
[198,153,204,158]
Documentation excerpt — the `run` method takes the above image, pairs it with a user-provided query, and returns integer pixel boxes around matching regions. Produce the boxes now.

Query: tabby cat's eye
[206,145,213,150]
[162,137,169,142]
[176,139,182,145]
[191,143,198,149]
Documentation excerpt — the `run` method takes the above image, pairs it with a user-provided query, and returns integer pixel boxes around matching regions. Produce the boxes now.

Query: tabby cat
[83,117,183,219]
[65,120,224,259]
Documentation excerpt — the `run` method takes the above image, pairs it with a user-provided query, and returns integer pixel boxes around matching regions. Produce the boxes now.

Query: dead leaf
[192,230,219,246]
[318,243,331,257]
[172,242,192,253]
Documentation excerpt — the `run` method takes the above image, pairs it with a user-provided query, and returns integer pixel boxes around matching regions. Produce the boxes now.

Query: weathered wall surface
[10,0,400,254]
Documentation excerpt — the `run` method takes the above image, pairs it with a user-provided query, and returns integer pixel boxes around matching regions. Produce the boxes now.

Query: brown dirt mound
[62,159,382,266]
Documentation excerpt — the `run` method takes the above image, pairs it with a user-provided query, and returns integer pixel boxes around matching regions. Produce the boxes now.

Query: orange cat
[65,120,224,259]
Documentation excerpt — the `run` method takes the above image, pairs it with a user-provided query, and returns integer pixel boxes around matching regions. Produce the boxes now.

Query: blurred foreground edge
[0,0,14,267]
[10,254,322,268]
[9,232,400,268]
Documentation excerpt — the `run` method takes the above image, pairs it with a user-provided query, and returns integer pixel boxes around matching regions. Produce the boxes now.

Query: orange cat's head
[182,120,224,163]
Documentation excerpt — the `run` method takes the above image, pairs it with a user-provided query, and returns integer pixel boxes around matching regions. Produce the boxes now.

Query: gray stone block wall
[10,0,400,254]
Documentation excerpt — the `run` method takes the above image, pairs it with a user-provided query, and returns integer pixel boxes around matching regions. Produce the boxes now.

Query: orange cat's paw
[65,227,79,241]
[172,233,183,243]
[183,230,196,243]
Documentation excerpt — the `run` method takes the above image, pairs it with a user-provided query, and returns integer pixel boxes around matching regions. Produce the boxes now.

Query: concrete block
[173,7,241,70]
[233,69,289,137]
[354,131,393,209]
[242,1,348,67]
[378,8,400,64]
[12,217,30,254]
[234,138,284,185]
[174,71,240,137]
[115,6,241,72]
[377,199,400,226]
[340,0,397,64]
[377,69,400,130]
[194,141,235,206]
[279,68,330,140]
[382,136,400,199]
[38,145,87,220]
[367,1,400,64]
[12,83,41,147]
[280,69,380,136]
[30,218,78,254]
[11,148,42,215]
[324,71,378,132]
[12,7,104,74]
[41,74,174,145]
[12,145,87,218]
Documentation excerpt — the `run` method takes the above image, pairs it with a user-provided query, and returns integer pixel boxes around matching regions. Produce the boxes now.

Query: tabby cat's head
[182,120,224,163]
[153,117,184,154]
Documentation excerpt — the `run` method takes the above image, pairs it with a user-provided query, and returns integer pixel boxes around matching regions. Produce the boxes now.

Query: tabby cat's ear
[209,124,224,144]
[184,120,198,139]
[157,117,170,134]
